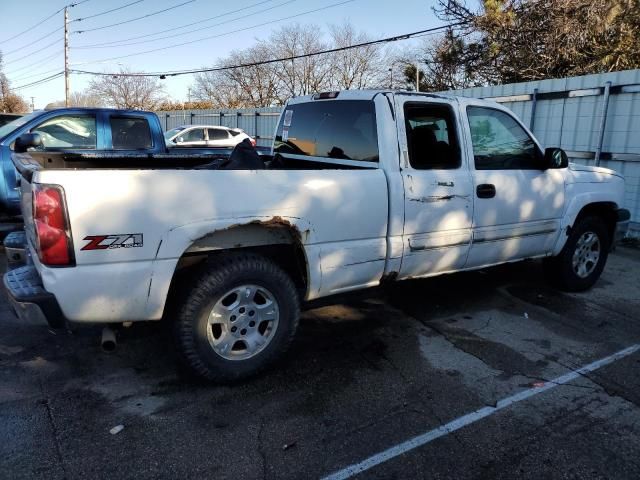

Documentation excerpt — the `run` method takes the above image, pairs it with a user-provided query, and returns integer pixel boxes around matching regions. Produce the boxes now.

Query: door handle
[476,184,496,199]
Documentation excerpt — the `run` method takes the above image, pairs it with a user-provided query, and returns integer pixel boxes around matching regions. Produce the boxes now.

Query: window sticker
[283,109,293,127]
[282,127,289,142]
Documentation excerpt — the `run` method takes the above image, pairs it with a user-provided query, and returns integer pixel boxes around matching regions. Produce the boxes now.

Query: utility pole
[64,7,70,107]
[415,62,420,92]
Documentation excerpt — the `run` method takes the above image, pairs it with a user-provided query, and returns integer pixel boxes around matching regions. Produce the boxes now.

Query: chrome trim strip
[474,228,557,244]
[408,240,470,252]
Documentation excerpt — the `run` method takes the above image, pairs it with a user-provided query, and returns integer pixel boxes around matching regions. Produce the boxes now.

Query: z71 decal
[82,234,143,251]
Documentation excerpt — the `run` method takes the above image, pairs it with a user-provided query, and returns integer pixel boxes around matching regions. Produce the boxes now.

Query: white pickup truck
[5,90,630,381]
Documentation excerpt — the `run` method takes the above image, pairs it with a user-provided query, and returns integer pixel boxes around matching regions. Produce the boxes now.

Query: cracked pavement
[1,247,640,479]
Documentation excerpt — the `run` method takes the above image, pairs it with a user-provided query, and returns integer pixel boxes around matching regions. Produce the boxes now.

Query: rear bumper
[614,208,631,245]
[3,265,66,329]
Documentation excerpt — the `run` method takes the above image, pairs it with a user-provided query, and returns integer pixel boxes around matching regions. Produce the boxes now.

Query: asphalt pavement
[1,247,639,479]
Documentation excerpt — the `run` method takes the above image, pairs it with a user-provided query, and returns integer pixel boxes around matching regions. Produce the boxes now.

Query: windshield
[164,127,185,140]
[0,111,41,141]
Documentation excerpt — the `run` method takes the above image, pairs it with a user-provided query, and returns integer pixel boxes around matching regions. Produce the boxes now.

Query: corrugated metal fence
[156,69,640,237]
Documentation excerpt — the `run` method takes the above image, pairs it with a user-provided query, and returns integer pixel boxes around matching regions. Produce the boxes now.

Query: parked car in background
[164,125,256,148]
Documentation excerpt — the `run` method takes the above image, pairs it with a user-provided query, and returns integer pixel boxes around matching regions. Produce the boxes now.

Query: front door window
[467,107,541,170]
[32,115,97,149]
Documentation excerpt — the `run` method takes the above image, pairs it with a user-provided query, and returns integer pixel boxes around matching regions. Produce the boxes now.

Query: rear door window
[274,100,378,162]
[208,128,229,141]
[110,117,153,150]
[181,128,205,142]
[405,103,460,169]
[32,115,97,149]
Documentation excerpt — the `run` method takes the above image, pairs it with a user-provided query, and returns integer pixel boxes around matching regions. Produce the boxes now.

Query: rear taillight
[32,184,75,267]
[250,137,257,147]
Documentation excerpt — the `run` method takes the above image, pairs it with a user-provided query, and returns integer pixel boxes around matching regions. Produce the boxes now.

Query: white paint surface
[22,91,626,322]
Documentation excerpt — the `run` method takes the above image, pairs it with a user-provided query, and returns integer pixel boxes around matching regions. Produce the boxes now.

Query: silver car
[164,125,256,148]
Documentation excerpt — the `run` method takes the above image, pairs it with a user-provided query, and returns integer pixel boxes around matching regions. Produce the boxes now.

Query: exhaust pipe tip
[101,326,117,352]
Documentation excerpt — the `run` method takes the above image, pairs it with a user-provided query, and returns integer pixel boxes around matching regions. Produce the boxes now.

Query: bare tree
[222,44,282,107]
[399,28,483,92]
[46,90,106,109]
[192,70,246,109]
[263,24,332,101]
[68,91,105,107]
[328,22,385,89]
[191,23,391,108]
[88,68,167,110]
[0,54,29,113]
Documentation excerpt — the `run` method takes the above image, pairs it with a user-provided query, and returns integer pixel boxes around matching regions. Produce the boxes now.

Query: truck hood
[568,162,624,181]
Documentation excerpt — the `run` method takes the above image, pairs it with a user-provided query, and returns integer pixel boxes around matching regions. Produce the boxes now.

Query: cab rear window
[274,100,378,162]
[110,117,152,150]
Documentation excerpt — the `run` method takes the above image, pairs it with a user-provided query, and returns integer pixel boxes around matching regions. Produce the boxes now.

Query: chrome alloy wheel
[572,231,601,279]
[206,284,280,360]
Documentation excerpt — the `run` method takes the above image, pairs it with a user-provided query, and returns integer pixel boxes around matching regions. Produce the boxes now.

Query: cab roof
[286,89,503,109]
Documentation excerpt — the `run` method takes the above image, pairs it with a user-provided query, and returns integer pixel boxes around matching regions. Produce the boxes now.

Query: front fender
[552,191,619,255]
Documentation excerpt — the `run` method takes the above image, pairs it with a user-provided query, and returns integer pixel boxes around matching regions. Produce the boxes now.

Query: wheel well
[164,226,309,319]
[574,202,617,243]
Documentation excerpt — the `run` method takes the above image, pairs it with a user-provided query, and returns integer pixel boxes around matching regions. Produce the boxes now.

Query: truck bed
[14,146,270,168]
[15,150,233,171]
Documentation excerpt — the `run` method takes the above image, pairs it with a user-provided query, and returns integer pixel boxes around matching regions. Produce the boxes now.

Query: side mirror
[14,133,43,153]
[176,136,184,144]
[543,147,568,169]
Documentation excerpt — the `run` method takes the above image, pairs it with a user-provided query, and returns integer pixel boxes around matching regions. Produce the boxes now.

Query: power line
[72,0,355,66]
[3,37,62,71]
[71,0,144,22]
[73,0,293,49]
[10,67,63,83]
[71,0,94,7]
[72,22,467,79]
[6,50,64,77]
[0,7,64,45]
[74,0,279,49]
[13,72,65,91]
[0,0,92,45]
[73,0,296,49]
[3,26,64,57]
[74,0,195,34]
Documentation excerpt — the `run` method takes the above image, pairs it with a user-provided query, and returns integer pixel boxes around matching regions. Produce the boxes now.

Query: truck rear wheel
[544,216,609,292]
[175,253,300,382]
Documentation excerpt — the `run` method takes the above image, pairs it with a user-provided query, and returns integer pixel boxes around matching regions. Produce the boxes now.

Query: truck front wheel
[544,216,610,292]
[175,253,300,382]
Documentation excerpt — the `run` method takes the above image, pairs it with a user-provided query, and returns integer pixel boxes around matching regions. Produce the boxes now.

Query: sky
[0,0,443,108]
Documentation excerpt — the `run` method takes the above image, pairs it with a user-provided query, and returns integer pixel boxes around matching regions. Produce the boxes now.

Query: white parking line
[322,344,640,480]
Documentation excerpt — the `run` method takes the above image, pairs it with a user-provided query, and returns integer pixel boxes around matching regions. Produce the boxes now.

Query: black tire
[544,216,610,292]
[174,252,300,382]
